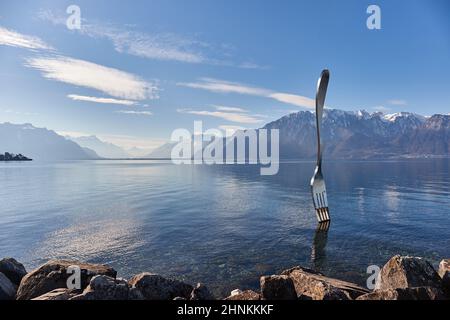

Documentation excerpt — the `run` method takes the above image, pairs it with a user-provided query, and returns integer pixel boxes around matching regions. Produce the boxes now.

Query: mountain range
[67,135,129,159]
[148,110,449,160]
[264,109,449,159]
[0,123,98,160]
[1,109,448,161]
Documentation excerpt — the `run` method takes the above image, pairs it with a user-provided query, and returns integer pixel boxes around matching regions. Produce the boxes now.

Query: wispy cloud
[214,105,247,113]
[179,78,268,95]
[177,107,264,124]
[67,94,137,106]
[38,10,264,68]
[178,78,315,109]
[0,26,53,50]
[1,108,39,116]
[388,99,407,106]
[115,110,153,116]
[38,10,207,64]
[238,61,269,70]
[268,93,314,109]
[25,55,158,100]
[373,105,391,113]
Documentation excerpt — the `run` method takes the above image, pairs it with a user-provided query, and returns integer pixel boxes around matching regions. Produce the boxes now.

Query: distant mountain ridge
[264,109,449,159]
[147,109,449,160]
[1,109,448,161]
[68,135,129,159]
[0,122,99,160]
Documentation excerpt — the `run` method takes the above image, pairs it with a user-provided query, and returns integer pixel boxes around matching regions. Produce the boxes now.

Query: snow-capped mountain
[146,109,448,160]
[264,109,448,159]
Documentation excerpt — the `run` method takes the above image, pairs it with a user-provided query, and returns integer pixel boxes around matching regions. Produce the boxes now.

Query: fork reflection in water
[311,221,330,271]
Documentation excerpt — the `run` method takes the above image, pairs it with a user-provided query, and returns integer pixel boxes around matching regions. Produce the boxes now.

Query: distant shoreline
[0,153,32,161]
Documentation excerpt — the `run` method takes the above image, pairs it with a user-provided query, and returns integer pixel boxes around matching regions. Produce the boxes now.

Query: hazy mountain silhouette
[68,135,129,159]
[0,122,99,160]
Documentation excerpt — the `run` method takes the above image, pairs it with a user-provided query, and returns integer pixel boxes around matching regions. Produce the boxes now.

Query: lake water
[0,159,449,297]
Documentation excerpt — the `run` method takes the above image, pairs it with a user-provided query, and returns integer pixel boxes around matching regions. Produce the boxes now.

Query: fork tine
[315,209,321,222]
[314,206,330,223]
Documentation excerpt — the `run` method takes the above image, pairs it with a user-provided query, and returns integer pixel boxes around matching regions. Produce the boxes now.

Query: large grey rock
[70,276,130,300]
[281,266,368,300]
[16,260,117,300]
[356,287,446,300]
[128,273,193,300]
[225,289,261,300]
[260,275,297,300]
[0,272,17,300]
[0,258,27,286]
[32,288,80,300]
[439,259,450,297]
[375,255,442,291]
[190,283,214,300]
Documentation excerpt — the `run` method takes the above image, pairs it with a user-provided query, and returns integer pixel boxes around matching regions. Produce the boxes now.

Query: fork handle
[315,70,330,168]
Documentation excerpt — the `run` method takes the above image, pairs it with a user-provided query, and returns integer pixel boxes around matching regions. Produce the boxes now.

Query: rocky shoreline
[0,255,448,300]
[0,152,32,161]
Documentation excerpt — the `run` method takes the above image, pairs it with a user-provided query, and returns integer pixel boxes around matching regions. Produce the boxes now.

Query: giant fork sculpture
[310,70,330,223]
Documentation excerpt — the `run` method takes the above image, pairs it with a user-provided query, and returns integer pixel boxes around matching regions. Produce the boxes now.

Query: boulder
[438,259,449,278]
[230,289,242,296]
[70,276,130,300]
[32,288,80,300]
[439,259,450,296]
[356,287,446,300]
[190,283,215,300]
[375,255,442,291]
[128,273,193,300]
[281,266,368,300]
[0,258,27,286]
[16,259,117,300]
[260,275,297,300]
[225,289,261,300]
[0,272,17,300]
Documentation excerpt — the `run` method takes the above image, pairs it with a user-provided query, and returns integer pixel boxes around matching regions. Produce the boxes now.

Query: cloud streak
[38,10,209,64]
[85,25,206,64]
[388,99,407,106]
[177,107,265,124]
[67,94,137,106]
[214,105,247,113]
[38,10,264,68]
[115,110,153,116]
[25,55,158,100]
[0,26,53,50]
[178,78,315,109]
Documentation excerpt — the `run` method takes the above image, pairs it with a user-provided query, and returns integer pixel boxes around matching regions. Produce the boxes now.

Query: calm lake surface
[0,159,449,297]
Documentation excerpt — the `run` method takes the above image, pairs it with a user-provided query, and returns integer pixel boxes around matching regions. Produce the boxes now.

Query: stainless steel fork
[310,70,330,223]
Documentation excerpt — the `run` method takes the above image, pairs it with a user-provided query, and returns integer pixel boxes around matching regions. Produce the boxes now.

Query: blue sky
[0,0,449,150]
